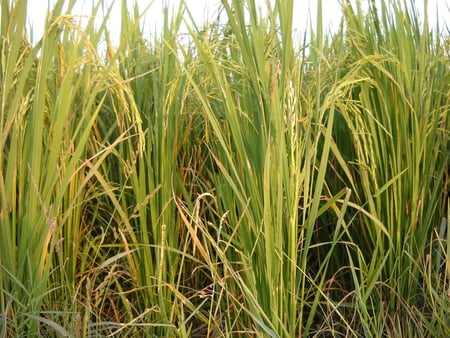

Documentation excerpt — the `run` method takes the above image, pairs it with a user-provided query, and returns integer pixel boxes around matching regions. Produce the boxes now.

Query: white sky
[26,0,449,44]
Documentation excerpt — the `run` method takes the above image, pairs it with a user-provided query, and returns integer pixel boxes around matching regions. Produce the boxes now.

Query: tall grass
[0,0,143,335]
[0,0,448,336]
[332,1,450,334]
[178,1,356,335]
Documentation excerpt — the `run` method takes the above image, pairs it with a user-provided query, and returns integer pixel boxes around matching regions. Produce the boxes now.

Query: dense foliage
[0,0,449,336]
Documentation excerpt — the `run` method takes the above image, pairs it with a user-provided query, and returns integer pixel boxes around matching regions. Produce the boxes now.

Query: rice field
[0,0,449,336]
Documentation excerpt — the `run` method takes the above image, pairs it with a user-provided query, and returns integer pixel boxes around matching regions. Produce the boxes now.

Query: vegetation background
[0,0,449,336]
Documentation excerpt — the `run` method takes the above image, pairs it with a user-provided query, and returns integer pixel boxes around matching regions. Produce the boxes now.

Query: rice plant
[0,0,448,336]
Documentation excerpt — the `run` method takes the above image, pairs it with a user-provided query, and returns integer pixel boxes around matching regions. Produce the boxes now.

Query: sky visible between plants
[27,0,450,44]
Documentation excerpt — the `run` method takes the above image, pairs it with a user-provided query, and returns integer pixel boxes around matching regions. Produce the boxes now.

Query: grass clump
[0,0,449,336]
